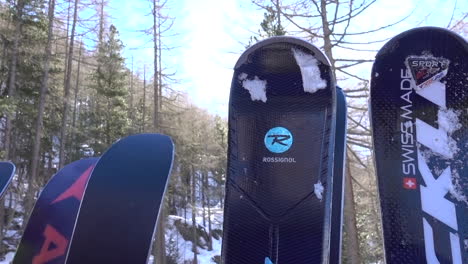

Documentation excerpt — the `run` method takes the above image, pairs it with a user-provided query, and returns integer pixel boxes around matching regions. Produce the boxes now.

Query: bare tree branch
[347,138,372,149]
[347,144,369,169]
[450,12,468,31]
[347,114,371,132]
[447,0,458,28]
[337,68,369,82]
[333,10,413,36]
[351,175,377,197]
[345,88,368,93]
[348,105,369,112]
[335,43,380,52]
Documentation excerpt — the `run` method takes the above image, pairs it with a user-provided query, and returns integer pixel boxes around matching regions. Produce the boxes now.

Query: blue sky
[108,0,261,116]
[106,0,467,116]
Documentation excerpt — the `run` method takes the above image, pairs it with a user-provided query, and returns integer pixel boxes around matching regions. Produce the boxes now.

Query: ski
[64,134,174,264]
[370,27,467,264]
[329,87,347,264]
[222,37,337,263]
[0,161,15,199]
[13,158,98,264]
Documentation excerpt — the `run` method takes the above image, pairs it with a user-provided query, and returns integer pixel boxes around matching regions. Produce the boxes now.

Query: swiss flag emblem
[403,178,417,190]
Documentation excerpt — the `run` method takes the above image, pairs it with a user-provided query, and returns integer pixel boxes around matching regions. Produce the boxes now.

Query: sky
[106,0,467,117]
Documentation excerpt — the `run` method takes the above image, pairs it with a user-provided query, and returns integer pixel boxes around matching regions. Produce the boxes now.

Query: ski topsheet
[65,134,174,264]
[222,37,337,264]
[370,27,468,264]
[13,158,98,264]
[0,161,15,199]
[330,87,347,264]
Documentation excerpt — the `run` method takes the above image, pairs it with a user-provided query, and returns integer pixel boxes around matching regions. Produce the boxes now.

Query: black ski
[370,27,467,264]
[64,134,174,264]
[222,37,337,264]
[329,87,347,264]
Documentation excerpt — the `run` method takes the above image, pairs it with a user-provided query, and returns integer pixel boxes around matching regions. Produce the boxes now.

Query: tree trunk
[59,0,80,168]
[201,171,206,228]
[62,0,72,94]
[344,161,361,264]
[26,0,57,222]
[152,0,159,131]
[191,167,198,263]
[319,0,336,69]
[96,0,105,90]
[0,37,9,93]
[142,66,146,132]
[0,196,6,253]
[275,0,281,28]
[219,185,224,210]
[98,0,105,45]
[5,0,25,160]
[1,191,16,252]
[105,100,111,146]
[206,171,213,251]
[70,40,83,159]
[157,12,162,112]
[129,56,134,127]
[367,162,384,261]
[153,207,166,264]
[184,187,187,225]
[31,0,56,186]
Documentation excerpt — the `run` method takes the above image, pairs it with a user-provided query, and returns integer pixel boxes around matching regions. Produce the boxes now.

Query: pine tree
[91,24,129,154]
[248,1,286,46]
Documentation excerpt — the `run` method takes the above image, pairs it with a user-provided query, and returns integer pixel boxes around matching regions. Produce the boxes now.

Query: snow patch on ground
[314,180,324,201]
[196,234,222,264]
[239,73,267,103]
[0,252,14,264]
[292,48,327,93]
[163,208,223,263]
[4,229,19,240]
[3,195,23,213]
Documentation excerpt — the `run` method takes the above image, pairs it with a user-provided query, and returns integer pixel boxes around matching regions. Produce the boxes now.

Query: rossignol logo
[400,56,462,263]
[406,56,449,89]
[264,127,293,153]
[263,127,296,163]
[262,157,296,163]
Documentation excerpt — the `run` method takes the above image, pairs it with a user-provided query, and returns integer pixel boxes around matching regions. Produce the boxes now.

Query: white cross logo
[405,179,415,188]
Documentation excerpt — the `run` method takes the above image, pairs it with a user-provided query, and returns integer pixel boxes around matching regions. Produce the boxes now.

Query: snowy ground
[0,252,14,264]
[162,207,224,263]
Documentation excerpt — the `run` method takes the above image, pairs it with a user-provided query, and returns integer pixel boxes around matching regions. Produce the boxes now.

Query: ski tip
[119,133,174,147]
[0,161,15,198]
[235,36,331,69]
[0,161,15,172]
[376,26,468,59]
[336,86,346,104]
